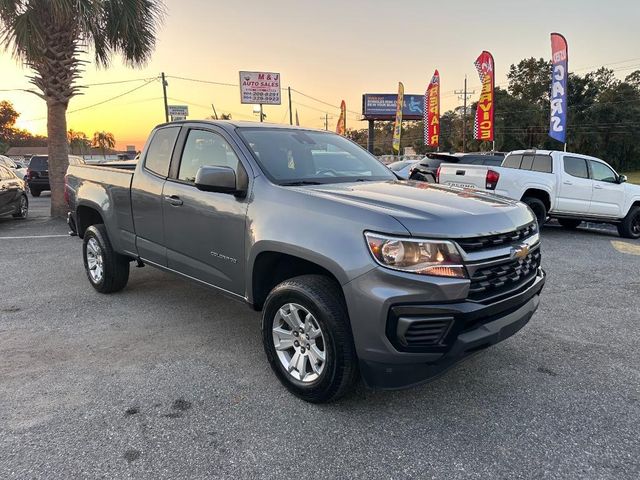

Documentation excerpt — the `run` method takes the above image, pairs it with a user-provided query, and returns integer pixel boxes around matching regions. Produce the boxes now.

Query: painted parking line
[611,240,640,256]
[0,234,69,240]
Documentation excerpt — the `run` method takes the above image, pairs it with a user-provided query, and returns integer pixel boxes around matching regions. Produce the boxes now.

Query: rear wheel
[617,206,640,239]
[12,195,28,219]
[82,224,130,293]
[522,196,547,226]
[262,275,358,403]
[30,188,41,197]
[558,218,582,229]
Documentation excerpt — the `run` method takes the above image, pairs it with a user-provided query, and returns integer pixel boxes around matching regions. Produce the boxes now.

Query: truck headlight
[365,232,467,278]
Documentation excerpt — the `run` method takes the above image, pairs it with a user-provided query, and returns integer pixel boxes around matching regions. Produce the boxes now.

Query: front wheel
[522,196,547,227]
[617,206,640,239]
[82,224,130,293]
[262,275,358,403]
[12,195,28,219]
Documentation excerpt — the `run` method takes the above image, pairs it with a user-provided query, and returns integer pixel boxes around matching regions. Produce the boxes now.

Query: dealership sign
[239,71,281,105]
[168,105,189,117]
[362,93,424,120]
[549,33,568,143]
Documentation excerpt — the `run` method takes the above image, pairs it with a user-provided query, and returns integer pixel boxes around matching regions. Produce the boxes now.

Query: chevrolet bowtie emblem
[511,244,530,260]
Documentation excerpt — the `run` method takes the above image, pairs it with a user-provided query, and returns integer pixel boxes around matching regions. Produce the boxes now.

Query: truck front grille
[456,223,537,253]
[468,248,541,302]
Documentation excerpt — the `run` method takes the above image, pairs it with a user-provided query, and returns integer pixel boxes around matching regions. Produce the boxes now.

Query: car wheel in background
[30,188,41,197]
[522,197,547,227]
[558,218,582,229]
[12,195,28,219]
[262,274,358,403]
[617,206,640,239]
[82,224,130,293]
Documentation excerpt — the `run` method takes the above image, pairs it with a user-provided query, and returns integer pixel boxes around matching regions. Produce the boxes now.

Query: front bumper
[343,266,545,389]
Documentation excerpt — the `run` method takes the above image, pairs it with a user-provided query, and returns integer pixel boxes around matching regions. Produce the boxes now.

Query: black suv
[27,155,85,197]
[409,152,505,182]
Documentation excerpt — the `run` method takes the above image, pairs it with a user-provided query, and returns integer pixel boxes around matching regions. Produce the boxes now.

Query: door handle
[164,194,183,206]
[594,185,604,189]
[562,181,573,185]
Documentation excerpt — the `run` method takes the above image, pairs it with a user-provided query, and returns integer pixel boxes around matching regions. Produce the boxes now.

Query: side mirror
[618,175,627,184]
[195,165,246,196]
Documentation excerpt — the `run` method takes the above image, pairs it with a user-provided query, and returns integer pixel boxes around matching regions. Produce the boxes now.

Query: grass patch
[623,171,640,184]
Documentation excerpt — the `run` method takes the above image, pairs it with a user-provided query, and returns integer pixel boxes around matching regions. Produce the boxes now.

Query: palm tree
[0,1,164,216]
[92,131,116,160]
[68,129,90,155]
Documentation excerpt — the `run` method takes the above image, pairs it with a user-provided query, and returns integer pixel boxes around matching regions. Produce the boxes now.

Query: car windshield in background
[237,128,396,185]
[388,160,414,171]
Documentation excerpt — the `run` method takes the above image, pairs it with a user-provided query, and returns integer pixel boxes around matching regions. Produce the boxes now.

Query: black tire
[12,195,28,219]
[82,224,130,293]
[262,274,358,403]
[558,218,582,229]
[30,189,41,197]
[522,196,547,226]
[409,172,435,183]
[617,206,640,239]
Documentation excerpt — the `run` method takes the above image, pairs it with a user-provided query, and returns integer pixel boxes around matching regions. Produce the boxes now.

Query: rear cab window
[144,127,180,177]
[502,154,522,169]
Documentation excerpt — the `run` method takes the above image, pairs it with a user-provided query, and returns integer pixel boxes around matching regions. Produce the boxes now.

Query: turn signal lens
[365,233,467,278]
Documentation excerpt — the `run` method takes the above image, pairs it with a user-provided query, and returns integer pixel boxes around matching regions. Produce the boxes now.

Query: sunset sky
[1,0,639,150]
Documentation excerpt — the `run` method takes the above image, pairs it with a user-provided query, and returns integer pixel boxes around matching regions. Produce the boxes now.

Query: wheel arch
[521,188,552,213]
[249,248,346,312]
[76,202,105,238]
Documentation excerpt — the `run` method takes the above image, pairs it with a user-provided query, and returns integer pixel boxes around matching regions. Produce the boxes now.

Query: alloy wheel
[86,238,104,283]
[272,303,326,383]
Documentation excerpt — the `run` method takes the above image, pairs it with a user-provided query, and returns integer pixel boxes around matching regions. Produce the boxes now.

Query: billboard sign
[362,93,424,120]
[239,71,281,105]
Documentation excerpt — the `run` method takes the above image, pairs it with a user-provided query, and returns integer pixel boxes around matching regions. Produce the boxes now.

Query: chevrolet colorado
[65,121,545,403]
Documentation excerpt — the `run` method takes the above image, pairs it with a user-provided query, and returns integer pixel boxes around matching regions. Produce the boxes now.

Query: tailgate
[438,164,488,190]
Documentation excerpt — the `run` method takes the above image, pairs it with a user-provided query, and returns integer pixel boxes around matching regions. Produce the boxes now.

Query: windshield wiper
[279,180,323,186]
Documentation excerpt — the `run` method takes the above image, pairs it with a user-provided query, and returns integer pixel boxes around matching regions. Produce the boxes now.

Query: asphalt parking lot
[1,195,639,479]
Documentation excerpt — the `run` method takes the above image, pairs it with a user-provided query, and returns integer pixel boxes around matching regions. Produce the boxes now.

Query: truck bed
[66,163,136,256]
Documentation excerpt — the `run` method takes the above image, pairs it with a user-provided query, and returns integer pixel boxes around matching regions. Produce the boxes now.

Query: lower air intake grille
[399,317,452,347]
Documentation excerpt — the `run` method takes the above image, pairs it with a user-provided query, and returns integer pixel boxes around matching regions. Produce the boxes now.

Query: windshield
[237,128,395,185]
[388,161,414,171]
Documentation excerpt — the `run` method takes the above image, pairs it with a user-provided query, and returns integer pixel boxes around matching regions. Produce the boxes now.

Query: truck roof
[154,120,330,135]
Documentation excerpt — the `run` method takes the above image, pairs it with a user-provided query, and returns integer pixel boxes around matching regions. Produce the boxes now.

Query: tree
[0,100,19,140]
[92,131,116,159]
[0,1,164,216]
[507,57,551,108]
[68,129,90,155]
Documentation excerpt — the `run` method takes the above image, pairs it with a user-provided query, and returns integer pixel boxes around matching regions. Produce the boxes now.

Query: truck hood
[300,180,536,238]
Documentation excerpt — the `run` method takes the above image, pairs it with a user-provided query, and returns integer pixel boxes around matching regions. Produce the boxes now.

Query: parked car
[0,165,28,219]
[66,121,545,403]
[26,154,85,197]
[437,149,640,238]
[408,153,505,182]
[387,159,420,179]
[0,154,28,180]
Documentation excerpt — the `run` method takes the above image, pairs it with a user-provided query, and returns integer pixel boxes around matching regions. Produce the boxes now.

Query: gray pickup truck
[65,121,545,403]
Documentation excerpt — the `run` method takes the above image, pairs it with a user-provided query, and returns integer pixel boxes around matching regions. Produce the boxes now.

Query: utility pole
[288,87,293,125]
[161,72,169,123]
[454,75,475,152]
[321,113,334,131]
[259,104,264,122]
[211,103,218,120]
